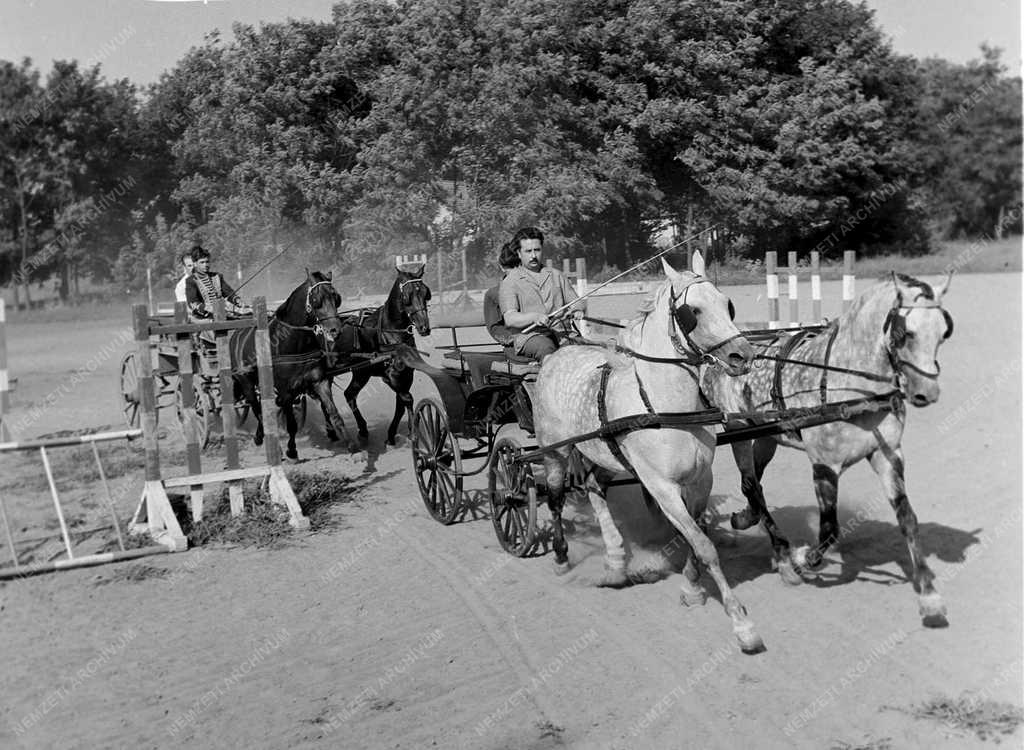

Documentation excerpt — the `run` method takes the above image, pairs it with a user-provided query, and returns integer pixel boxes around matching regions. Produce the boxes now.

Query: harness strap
[598,363,638,475]
[819,324,840,405]
[770,329,812,411]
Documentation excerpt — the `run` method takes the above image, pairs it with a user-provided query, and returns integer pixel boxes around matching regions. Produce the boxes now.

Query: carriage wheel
[118,351,148,429]
[176,383,213,449]
[488,436,538,557]
[411,397,463,524]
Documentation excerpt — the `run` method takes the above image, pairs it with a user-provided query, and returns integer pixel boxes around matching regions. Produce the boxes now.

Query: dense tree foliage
[0,0,1020,301]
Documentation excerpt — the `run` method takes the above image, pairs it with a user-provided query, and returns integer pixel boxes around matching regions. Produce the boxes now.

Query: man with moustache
[498,227,584,361]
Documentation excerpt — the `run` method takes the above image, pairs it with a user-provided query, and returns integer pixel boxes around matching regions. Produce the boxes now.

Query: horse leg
[639,469,764,654]
[237,377,263,446]
[386,369,414,446]
[343,371,370,439]
[317,378,339,442]
[729,438,777,529]
[583,466,629,588]
[278,396,298,460]
[541,453,571,575]
[730,440,800,584]
[798,462,841,570]
[869,446,947,627]
[311,379,357,453]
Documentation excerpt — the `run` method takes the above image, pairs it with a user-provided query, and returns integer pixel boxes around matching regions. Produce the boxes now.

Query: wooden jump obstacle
[0,428,173,580]
[765,250,856,328]
[543,257,588,298]
[130,297,308,550]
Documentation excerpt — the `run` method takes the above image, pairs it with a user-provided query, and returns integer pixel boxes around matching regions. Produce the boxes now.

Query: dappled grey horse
[703,271,954,628]
[533,253,765,653]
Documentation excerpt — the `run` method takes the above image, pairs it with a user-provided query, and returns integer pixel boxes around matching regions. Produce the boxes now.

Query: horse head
[394,261,431,337]
[661,254,754,375]
[303,269,344,343]
[882,271,954,407]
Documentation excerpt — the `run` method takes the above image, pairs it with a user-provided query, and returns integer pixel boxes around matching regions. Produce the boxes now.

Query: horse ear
[933,270,953,299]
[690,249,706,276]
[661,257,682,283]
[325,270,333,281]
[305,267,312,280]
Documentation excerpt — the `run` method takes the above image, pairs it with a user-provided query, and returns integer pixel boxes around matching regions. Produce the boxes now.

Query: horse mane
[274,272,331,319]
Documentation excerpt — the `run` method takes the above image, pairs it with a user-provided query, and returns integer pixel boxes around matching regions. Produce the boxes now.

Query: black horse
[231,270,355,459]
[328,263,431,446]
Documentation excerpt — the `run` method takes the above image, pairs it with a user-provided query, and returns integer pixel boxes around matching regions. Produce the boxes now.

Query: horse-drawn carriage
[408,254,954,650]
[409,315,904,558]
[117,315,267,449]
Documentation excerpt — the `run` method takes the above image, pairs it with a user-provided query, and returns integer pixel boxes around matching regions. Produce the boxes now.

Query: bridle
[883,300,953,380]
[396,276,430,334]
[667,277,742,366]
[303,279,343,339]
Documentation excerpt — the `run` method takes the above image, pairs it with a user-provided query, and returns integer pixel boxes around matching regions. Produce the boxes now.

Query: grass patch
[93,563,171,585]
[184,469,357,549]
[888,694,1024,742]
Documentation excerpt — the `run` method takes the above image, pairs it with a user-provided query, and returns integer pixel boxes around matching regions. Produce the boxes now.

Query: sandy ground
[0,272,1021,750]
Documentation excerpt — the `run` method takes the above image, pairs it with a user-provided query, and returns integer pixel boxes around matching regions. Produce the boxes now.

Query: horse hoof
[386,436,397,447]
[919,594,949,628]
[777,560,804,587]
[735,623,766,655]
[679,588,708,607]
[286,449,298,461]
[792,545,825,572]
[597,567,630,589]
[347,443,361,454]
[552,560,572,576]
[253,435,264,447]
[730,509,759,531]
[325,430,338,442]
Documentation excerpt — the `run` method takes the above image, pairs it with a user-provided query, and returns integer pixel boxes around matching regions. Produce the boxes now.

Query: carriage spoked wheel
[488,436,538,557]
[175,383,214,449]
[118,351,147,429]
[411,397,463,524]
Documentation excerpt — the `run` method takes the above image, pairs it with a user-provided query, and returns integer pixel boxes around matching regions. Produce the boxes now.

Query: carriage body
[118,312,253,449]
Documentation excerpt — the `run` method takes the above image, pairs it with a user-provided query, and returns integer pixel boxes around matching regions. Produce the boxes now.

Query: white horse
[702,272,954,627]
[533,253,764,653]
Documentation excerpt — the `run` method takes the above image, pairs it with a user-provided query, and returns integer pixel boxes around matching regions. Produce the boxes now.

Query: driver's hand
[533,313,549,326]
[571,309,584,320]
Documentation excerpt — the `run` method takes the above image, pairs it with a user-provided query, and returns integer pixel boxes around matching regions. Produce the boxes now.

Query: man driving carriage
[184,245,252,320]
[497,227,585,360]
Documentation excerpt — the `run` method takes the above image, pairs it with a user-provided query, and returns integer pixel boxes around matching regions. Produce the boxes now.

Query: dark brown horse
[327,263,431,446]
[231,270,355,459]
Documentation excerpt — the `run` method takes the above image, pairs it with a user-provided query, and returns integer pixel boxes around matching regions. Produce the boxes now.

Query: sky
[0,0,1020,86]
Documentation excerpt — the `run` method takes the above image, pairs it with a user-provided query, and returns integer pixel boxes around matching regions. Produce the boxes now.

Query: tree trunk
[995,204,1006,239]
[59,261,70,303]
[73,264,80,301]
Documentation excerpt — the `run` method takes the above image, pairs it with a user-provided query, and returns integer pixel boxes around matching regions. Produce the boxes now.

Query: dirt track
[1,272,1021,749]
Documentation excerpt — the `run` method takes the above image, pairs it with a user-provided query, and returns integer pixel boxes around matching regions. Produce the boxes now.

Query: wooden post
[214,300,244,516]
[575,258,587,297]
[129,304,187,551]
[0,298,9,441]
[787,251,799,325]
[174,302,205,521]
[810,251,822,321]
[843,251,856,312]
[253,297,308,530]
[766,251,780,328]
